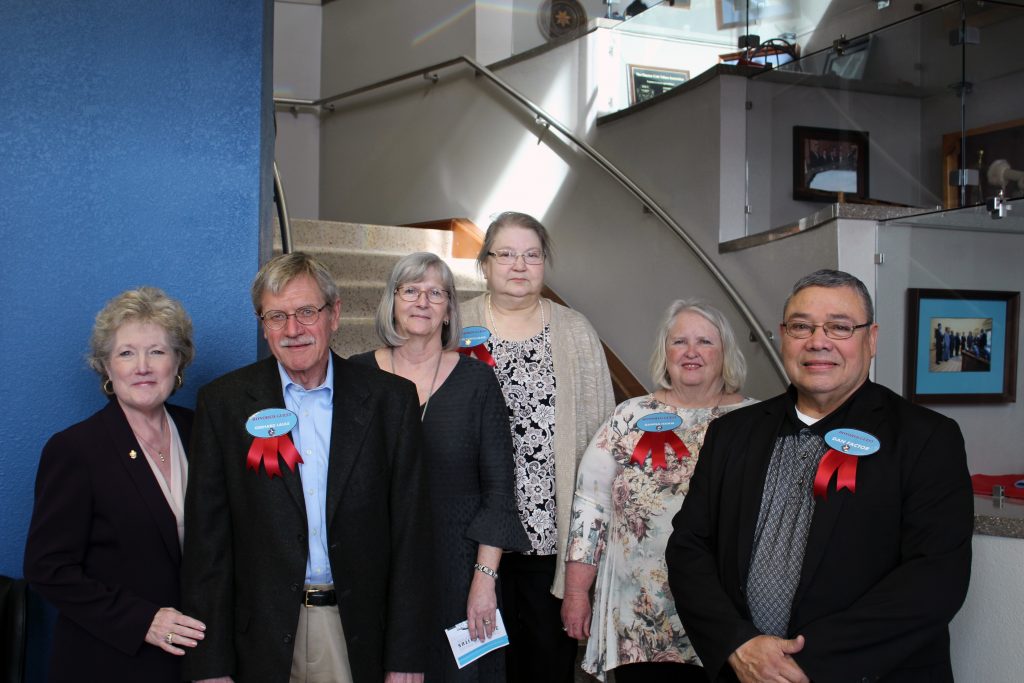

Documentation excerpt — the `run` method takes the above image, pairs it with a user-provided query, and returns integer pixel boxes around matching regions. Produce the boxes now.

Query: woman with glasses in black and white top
[350,252,529,682]
[460,212,614,683]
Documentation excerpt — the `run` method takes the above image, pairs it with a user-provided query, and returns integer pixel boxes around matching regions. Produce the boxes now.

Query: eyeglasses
[396,286,449,304]
[259,303,330,330]
[782,320,872,340]
[487,249,544,265]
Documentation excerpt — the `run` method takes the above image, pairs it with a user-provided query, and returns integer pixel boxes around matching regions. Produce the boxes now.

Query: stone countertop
[974,495,1024,539]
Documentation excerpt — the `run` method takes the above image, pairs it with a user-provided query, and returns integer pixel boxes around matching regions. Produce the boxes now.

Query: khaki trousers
[289,585,353,683]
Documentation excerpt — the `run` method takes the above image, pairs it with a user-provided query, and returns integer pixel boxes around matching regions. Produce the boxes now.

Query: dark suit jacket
[181,354,431,683]
[24,400,194,683]
[666,381,973,683]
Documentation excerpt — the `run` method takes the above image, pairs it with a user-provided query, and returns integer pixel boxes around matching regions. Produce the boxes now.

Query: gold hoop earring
[175,374,183,389]
[102,378,114,396]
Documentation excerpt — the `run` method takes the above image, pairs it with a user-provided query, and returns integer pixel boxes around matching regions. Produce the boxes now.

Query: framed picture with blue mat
[904,289,1019,404]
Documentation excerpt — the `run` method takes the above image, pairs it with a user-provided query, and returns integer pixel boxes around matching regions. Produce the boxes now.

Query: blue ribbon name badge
[825,428,880,456]
[636,413,683,433]
[460,326,491,348]
[246,408,298,438]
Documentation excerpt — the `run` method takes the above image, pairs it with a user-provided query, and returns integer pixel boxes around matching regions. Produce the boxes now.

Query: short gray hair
[476,211,554,270]
[251,252,340,314]
[88,287,195,391]
[649,299,746,394]
[784,269,874,323]
[375,252,462,351]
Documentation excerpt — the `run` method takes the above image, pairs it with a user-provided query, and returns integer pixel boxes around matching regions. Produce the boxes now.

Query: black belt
[303,589,336,607]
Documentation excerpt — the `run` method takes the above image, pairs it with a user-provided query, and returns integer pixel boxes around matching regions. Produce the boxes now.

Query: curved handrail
[273,56,786,383]
[273,159,293,254]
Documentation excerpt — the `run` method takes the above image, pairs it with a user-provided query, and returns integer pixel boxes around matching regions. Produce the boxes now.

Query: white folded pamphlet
[444,609,509,669]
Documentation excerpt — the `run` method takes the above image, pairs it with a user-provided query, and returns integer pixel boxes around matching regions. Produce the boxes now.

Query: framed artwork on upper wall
[904,288,1019,404]
[792,126,870,202]
[628,64,690,105]
[716,0,793,30]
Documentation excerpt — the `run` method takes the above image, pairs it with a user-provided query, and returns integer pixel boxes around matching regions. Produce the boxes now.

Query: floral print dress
[566,394,757,679]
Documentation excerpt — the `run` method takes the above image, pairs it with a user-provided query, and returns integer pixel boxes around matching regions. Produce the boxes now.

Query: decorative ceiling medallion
[538,0,588,41]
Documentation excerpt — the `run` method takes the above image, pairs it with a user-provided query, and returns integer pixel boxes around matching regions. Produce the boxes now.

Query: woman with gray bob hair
[374,252,462,350]
[563,298,756,682]
[25,286,206,682]
[351,252,529,681]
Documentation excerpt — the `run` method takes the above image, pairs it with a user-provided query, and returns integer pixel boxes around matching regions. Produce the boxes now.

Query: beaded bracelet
[473,562,498,579]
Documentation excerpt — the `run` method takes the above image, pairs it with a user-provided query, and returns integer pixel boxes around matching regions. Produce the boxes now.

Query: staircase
[274,219,488,359]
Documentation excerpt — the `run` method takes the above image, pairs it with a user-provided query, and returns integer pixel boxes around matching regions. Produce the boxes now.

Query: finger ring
[483,619,491,625]
[165,632,174,644]
[562,626,568,631]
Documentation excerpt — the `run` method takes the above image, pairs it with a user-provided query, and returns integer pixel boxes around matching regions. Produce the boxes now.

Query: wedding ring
[165,632,174,644]
[483,619,491,625]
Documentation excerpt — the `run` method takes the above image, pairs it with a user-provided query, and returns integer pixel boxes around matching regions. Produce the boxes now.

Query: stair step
[305,249,483,289]
[276,219,454,254]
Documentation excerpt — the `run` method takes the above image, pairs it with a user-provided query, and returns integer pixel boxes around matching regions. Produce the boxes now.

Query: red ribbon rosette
[458,326,496,367]
[630,412,689,470]
[246,435,304,479]
[813,428,880,499]
[813,449,858,499]
[245,408,304,479]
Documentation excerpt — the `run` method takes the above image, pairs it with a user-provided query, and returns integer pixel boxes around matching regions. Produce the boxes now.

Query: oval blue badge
[825,428,880,457]
[1015,480,1024,490]
[636,412,683,433]
[246,408,298,438]
[460,326,491,348]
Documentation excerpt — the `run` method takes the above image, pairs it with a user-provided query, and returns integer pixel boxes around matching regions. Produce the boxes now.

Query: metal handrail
[273,56,786,383]
[273,159,293,254]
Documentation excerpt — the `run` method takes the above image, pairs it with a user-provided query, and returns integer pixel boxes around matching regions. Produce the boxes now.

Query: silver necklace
[390,347,443,421]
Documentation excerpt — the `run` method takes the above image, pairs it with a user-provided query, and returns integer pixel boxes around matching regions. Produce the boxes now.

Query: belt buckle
[303,590,314,608]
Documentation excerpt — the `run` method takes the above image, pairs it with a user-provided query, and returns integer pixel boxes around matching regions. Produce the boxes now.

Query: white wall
[274,0,322,218]
[320,0,474,95]
[950,533,1024,681]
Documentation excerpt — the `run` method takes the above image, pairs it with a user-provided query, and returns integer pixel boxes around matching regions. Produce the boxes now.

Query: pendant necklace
[391,347,443,421]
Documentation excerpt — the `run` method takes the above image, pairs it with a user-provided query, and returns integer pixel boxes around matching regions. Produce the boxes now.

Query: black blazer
[666,381,973,683]
[181,353,431,683]
[24,400,194,683]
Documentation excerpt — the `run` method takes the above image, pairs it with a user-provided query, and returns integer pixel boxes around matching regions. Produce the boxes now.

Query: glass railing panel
[743,0,1024,236]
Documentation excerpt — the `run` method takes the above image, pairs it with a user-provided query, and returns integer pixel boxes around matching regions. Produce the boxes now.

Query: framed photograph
[904,289,1019,404]
[822,35,872,80]
[628,64,690,105]
[941,117,1024,209]
[792,126,870,202]
[716,0,793,30]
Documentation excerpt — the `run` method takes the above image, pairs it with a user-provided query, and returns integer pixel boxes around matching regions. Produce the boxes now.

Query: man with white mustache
[181,252,430,683]
[666,269,973,683]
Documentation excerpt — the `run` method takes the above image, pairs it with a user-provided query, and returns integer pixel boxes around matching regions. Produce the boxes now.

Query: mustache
[278,335,316,348]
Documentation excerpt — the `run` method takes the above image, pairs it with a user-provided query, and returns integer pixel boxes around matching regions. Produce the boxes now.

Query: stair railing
[273,159,293,254]
[274,55,786,384]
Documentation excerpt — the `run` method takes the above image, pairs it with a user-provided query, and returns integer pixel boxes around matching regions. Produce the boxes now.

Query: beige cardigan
[461,295,615,597]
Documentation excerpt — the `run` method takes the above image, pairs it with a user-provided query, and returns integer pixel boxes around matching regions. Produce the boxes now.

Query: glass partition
[743,0,1024,235]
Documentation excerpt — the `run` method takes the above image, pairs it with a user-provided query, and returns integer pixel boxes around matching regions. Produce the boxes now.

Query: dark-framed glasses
[396,285,449,304]
[487,249,544,265]
[782,320,872,340]
[259,303,330,330]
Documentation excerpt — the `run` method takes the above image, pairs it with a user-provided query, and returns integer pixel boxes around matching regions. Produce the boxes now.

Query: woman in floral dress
[562,300,757,682]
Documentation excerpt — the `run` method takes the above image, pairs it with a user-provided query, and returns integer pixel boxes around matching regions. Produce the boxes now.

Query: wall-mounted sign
[628,65,690,105]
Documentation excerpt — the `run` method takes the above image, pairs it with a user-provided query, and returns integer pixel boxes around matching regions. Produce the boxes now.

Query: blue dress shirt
[278,357,335,585]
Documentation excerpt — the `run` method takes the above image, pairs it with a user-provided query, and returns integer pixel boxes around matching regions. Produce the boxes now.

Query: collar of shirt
[277,355,335,404]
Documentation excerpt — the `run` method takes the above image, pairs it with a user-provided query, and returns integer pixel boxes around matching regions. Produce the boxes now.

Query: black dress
[349,351,530,681]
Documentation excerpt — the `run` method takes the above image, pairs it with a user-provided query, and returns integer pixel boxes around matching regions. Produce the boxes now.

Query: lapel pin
[129,449,138,460]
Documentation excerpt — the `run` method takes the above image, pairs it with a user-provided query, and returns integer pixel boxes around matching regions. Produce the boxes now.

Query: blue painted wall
[0,1,274,678]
